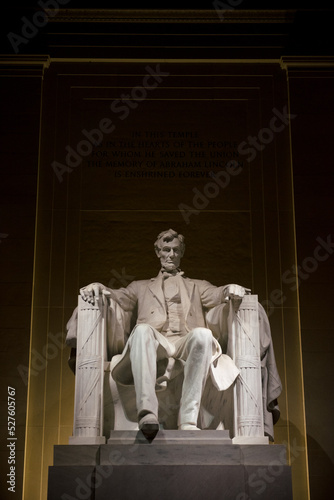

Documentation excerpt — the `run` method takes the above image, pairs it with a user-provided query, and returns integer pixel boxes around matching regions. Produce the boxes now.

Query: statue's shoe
[139,413,159,439]
[178,424,201,430]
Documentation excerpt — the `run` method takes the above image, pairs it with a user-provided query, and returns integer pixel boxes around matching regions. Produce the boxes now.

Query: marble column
[69,296,107,444]
[228,295,268,444]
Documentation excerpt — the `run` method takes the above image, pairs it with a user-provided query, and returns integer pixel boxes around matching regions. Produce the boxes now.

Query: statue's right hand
[80,282,106,305]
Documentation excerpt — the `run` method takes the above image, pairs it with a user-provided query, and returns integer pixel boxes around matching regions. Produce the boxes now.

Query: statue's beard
[162,261,179,271]
[161,262,182,276]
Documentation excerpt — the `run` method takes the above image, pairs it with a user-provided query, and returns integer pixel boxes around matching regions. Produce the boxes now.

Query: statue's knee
[190,327,212,348]
[134,323,151,333]
[131,323,155,344]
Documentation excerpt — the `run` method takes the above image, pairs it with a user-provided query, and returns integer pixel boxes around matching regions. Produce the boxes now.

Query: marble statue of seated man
[80,229,250,438]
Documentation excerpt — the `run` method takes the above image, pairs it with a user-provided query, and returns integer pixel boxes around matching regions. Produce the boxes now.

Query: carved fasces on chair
[69,296,107,444]
[227,294,268,444]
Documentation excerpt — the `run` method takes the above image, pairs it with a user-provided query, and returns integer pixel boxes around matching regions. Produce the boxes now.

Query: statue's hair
[154,229,185,256]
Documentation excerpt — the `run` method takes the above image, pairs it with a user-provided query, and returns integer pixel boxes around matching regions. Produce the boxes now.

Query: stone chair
[65,294,281,445]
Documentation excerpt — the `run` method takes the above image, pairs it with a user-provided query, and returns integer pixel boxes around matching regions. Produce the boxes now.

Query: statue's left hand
[80,282,106,305]
[224,284,251,300]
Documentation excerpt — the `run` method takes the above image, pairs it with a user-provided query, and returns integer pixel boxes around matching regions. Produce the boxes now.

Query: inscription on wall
[84,130,243,178]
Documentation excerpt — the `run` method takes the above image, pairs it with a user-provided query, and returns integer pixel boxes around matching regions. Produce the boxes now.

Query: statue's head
[154,229,185,271]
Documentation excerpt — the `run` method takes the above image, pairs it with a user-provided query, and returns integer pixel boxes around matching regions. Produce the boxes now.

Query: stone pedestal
[48,431,293,500]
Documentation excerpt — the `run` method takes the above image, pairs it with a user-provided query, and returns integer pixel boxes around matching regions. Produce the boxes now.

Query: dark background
[1,3,333,500]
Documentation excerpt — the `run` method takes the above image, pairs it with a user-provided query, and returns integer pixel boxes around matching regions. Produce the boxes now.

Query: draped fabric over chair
[66,294,281,444]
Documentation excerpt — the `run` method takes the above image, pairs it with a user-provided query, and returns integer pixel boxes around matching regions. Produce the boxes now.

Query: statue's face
[156,238,182,271]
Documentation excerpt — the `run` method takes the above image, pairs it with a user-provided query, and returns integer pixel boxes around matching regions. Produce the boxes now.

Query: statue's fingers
[232,285,240,295]
[230,286,244,300]
[93,284,100,303]
[83,286,93,304]
[235,285,247,298]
